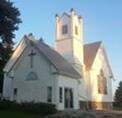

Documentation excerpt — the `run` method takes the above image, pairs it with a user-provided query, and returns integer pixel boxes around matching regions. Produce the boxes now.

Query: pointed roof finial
[70,8,76,15]
[55,14,60,21]
[55,14,59,17]
[28,33,33,36]
[39,37,44,42]
[70,8,74,12]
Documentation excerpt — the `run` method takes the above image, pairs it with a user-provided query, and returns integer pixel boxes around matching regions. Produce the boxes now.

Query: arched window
[26,72,38,80]
[97,69,107,94]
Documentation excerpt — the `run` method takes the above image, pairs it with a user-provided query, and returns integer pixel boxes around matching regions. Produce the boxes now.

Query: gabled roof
[4,35,81,79]
[84,41,102,69]
[33,39,81,79]
[3,37,27,72]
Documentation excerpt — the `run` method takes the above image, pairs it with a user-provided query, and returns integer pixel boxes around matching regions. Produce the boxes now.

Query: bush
[0,100,17,110]
[113,102,122,110]
[114,81,122,109]
[20,101,57,115]
[0,100,57,115]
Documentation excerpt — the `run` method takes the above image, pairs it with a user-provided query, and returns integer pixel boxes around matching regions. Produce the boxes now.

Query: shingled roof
[33,39,81,79]
[84,41,102,69]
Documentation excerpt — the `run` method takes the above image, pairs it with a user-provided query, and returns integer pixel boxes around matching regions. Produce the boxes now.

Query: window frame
[47,86,52,103]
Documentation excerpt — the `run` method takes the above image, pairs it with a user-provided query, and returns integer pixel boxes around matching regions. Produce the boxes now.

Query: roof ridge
[84,41,102,46]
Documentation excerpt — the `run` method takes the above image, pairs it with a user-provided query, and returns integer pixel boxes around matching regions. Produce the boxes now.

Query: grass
[113,107,122,111]
[0,110,39,118]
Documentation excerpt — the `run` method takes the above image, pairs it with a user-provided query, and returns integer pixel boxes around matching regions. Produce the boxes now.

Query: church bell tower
[55,9,84,70]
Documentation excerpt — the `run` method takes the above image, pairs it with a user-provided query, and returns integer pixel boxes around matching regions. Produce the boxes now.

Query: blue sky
[11,0,122,95]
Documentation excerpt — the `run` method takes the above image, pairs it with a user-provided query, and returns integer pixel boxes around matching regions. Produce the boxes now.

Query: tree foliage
[114,81,122,108]
[0,0,21,44]
[0,0,21,92]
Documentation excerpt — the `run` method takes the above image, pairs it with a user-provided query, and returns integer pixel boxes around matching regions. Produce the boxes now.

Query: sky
[11,0,122,95]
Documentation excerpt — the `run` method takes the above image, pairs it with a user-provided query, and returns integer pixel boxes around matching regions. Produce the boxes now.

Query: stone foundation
[79,101,113,110]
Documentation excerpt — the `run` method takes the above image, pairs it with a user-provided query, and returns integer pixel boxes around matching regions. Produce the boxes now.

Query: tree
[114,81,122,108]
[0,0,21,44]
[0,0,21,92]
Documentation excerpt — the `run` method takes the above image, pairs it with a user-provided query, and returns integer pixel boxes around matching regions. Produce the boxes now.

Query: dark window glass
[14,88,17,96]
[62,25,68,34]
[47,86,52,102]
[59,87,63,103]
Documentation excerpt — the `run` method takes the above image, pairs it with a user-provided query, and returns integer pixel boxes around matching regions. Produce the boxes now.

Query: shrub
[114,81,122,109]
[20,101,57,115]
[0,100,57,115]
[0,100,14,110]
[113,102,122,110]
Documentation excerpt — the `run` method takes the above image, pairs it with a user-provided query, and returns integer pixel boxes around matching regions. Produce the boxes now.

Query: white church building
[2,9,113,110]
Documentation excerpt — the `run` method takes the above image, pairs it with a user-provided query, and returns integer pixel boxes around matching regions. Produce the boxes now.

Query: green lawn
[0,110,39,118]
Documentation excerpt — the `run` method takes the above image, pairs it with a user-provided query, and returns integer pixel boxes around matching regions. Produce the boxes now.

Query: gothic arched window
[97,69,107,94]
[26,72,38,80]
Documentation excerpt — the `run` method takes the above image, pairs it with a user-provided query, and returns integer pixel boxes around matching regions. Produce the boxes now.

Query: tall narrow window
[14,88,17,96]
[103,76,107,94]
[97,69,107,94]
[62,25,68,34]
[13,88,17,101]
[47,86,52,102]
[59,87,63,103]
[75,26,78,35]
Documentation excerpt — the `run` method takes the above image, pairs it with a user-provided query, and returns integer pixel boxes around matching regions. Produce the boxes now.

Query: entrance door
[64,88,73,109]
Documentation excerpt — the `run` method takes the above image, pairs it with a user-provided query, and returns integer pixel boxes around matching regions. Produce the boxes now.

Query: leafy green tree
[0,0,21,92]
[114,81,122,108]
